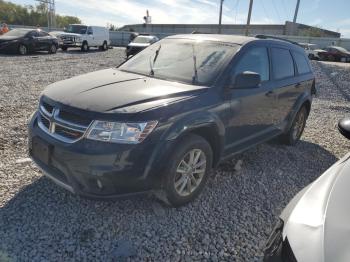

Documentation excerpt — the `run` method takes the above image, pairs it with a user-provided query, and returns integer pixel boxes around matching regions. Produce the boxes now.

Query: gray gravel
[0,49,349,261]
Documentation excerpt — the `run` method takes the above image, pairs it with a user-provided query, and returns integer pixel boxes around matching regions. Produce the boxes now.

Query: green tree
[0,0,81,28]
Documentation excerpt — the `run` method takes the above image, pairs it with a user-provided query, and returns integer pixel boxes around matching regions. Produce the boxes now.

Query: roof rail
[255,34,301,46]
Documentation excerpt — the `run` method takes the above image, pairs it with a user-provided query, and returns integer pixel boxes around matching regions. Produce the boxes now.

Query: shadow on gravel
[0,51,53,57]
[0,140,339,261]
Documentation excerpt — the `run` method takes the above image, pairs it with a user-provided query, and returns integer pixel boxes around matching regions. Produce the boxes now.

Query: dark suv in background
[28,34,315,206]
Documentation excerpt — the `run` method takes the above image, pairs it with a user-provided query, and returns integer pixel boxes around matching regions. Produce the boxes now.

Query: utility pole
[218,0,224,34]
[35,0,56,30]
[293,0,300,23]
[245,0,253,36]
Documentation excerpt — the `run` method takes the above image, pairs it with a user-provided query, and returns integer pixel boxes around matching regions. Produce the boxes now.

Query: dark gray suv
[28,34,315,206]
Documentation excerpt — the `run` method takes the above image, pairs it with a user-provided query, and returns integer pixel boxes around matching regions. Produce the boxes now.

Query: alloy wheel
[174,149,207,197]
[51,45,57,53]
[19,45,27,55]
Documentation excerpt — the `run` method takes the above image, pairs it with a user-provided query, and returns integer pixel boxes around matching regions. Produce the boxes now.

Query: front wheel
[81,42,89,52]
[18,44,28,55]
[158,134,213,207]
[48,44,57,54]
[280,106,308,145]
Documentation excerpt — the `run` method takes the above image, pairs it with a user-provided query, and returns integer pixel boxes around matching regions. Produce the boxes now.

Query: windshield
[65,25,87,34]
[334,46,348,52]
[3,29,30,37]
[119,39,238,85]
[133,36,153,44]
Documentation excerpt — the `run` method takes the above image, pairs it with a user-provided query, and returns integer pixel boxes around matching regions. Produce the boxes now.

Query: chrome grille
[37,101,92,143]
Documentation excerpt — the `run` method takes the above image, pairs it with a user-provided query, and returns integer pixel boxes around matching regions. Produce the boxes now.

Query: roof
[166,34,255,45]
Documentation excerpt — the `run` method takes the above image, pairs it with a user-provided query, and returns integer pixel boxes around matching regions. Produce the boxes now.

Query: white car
[264,118,350,262]
[51,24,110,52]
[126,35,159,58]
[299,43,325,60]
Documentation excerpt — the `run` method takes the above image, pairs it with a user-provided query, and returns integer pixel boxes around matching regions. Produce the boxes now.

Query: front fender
[161,111,225,141]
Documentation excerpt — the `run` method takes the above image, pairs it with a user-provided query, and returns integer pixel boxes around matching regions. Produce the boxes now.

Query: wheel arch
[286,93,312,132]
[162,112,225,168]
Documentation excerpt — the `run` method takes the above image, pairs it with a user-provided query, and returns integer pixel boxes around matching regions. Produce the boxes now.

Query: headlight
[86,120,158,144]
[75,37,82,42]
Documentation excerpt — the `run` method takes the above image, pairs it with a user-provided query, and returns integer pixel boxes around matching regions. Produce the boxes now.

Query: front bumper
[28,113,169,199]
[264,220,297,262]
[0,41,19,53]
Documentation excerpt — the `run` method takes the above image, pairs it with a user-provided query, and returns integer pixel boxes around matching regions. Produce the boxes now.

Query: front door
[224,45,278,155]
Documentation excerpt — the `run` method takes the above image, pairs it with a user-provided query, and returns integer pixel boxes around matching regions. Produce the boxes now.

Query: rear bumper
[28,113,171,199]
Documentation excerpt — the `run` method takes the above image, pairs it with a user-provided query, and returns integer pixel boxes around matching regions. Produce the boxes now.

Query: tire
[158,134,213,207]
[61,46,68,51]
[81,42,89,52]
[308,54,314,60]
[18,44,28,55]
[101,41,108,51]
[48,44,57,54]
[280,106,308,145]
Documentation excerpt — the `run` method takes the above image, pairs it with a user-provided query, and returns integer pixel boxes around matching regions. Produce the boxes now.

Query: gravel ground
[0,49,349,262]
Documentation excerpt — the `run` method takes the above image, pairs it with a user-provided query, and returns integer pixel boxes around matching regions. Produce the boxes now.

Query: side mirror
[88,31,93,35]
[338,118,350,140]
[231,71,261,89]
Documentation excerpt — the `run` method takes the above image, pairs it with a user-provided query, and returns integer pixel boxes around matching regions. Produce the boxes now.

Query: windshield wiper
[149,44,161,76]
[192,45,198,84]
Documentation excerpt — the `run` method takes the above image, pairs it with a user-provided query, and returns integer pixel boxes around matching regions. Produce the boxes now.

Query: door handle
[265,91,274,97]
[295,83,301,88]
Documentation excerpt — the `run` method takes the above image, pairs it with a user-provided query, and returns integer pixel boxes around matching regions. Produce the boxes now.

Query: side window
[38,31,49,37]
[87,27,93,35]
[292,51,311,74]
[234,47,270,81]
[271,48,294,79]
[28,31,38,37]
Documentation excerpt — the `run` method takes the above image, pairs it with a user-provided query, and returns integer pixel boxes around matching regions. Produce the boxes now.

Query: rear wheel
[61,46,68,51]
[101,41,108,51]
[158,134,213,207]
[48,44,57,54]
[280,106,308,145]
[18,44,28,55]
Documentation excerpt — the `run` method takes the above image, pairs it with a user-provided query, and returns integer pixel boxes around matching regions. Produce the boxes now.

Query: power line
[260,0,270,22]
[271,0,282,23]
[281,0,290,19]
[234,0,240,24]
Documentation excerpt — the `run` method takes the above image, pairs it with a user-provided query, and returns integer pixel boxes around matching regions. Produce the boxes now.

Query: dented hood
[41,68,208,113]
[281,152,350,262]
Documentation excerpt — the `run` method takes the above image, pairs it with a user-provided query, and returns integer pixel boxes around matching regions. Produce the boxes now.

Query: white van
[51,24,110,52]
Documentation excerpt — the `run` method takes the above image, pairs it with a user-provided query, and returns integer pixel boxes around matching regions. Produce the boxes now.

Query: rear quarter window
[292,51,311,74]
[271,47,295,80]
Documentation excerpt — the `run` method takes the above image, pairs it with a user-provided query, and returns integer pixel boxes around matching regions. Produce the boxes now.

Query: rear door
[224,45,278,153]
[37,31,51,50]
[270,46,299,126]
[291,50,314,98]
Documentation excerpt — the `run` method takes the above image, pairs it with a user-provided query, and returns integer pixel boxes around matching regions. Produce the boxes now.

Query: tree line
[0,0,81,28]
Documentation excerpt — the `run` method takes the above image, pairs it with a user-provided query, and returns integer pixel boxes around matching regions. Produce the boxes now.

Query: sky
[8,0,350,37]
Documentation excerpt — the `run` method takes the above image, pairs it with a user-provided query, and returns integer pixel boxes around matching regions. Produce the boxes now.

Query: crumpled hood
[42,68,208,113]
[282,152,350,262]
